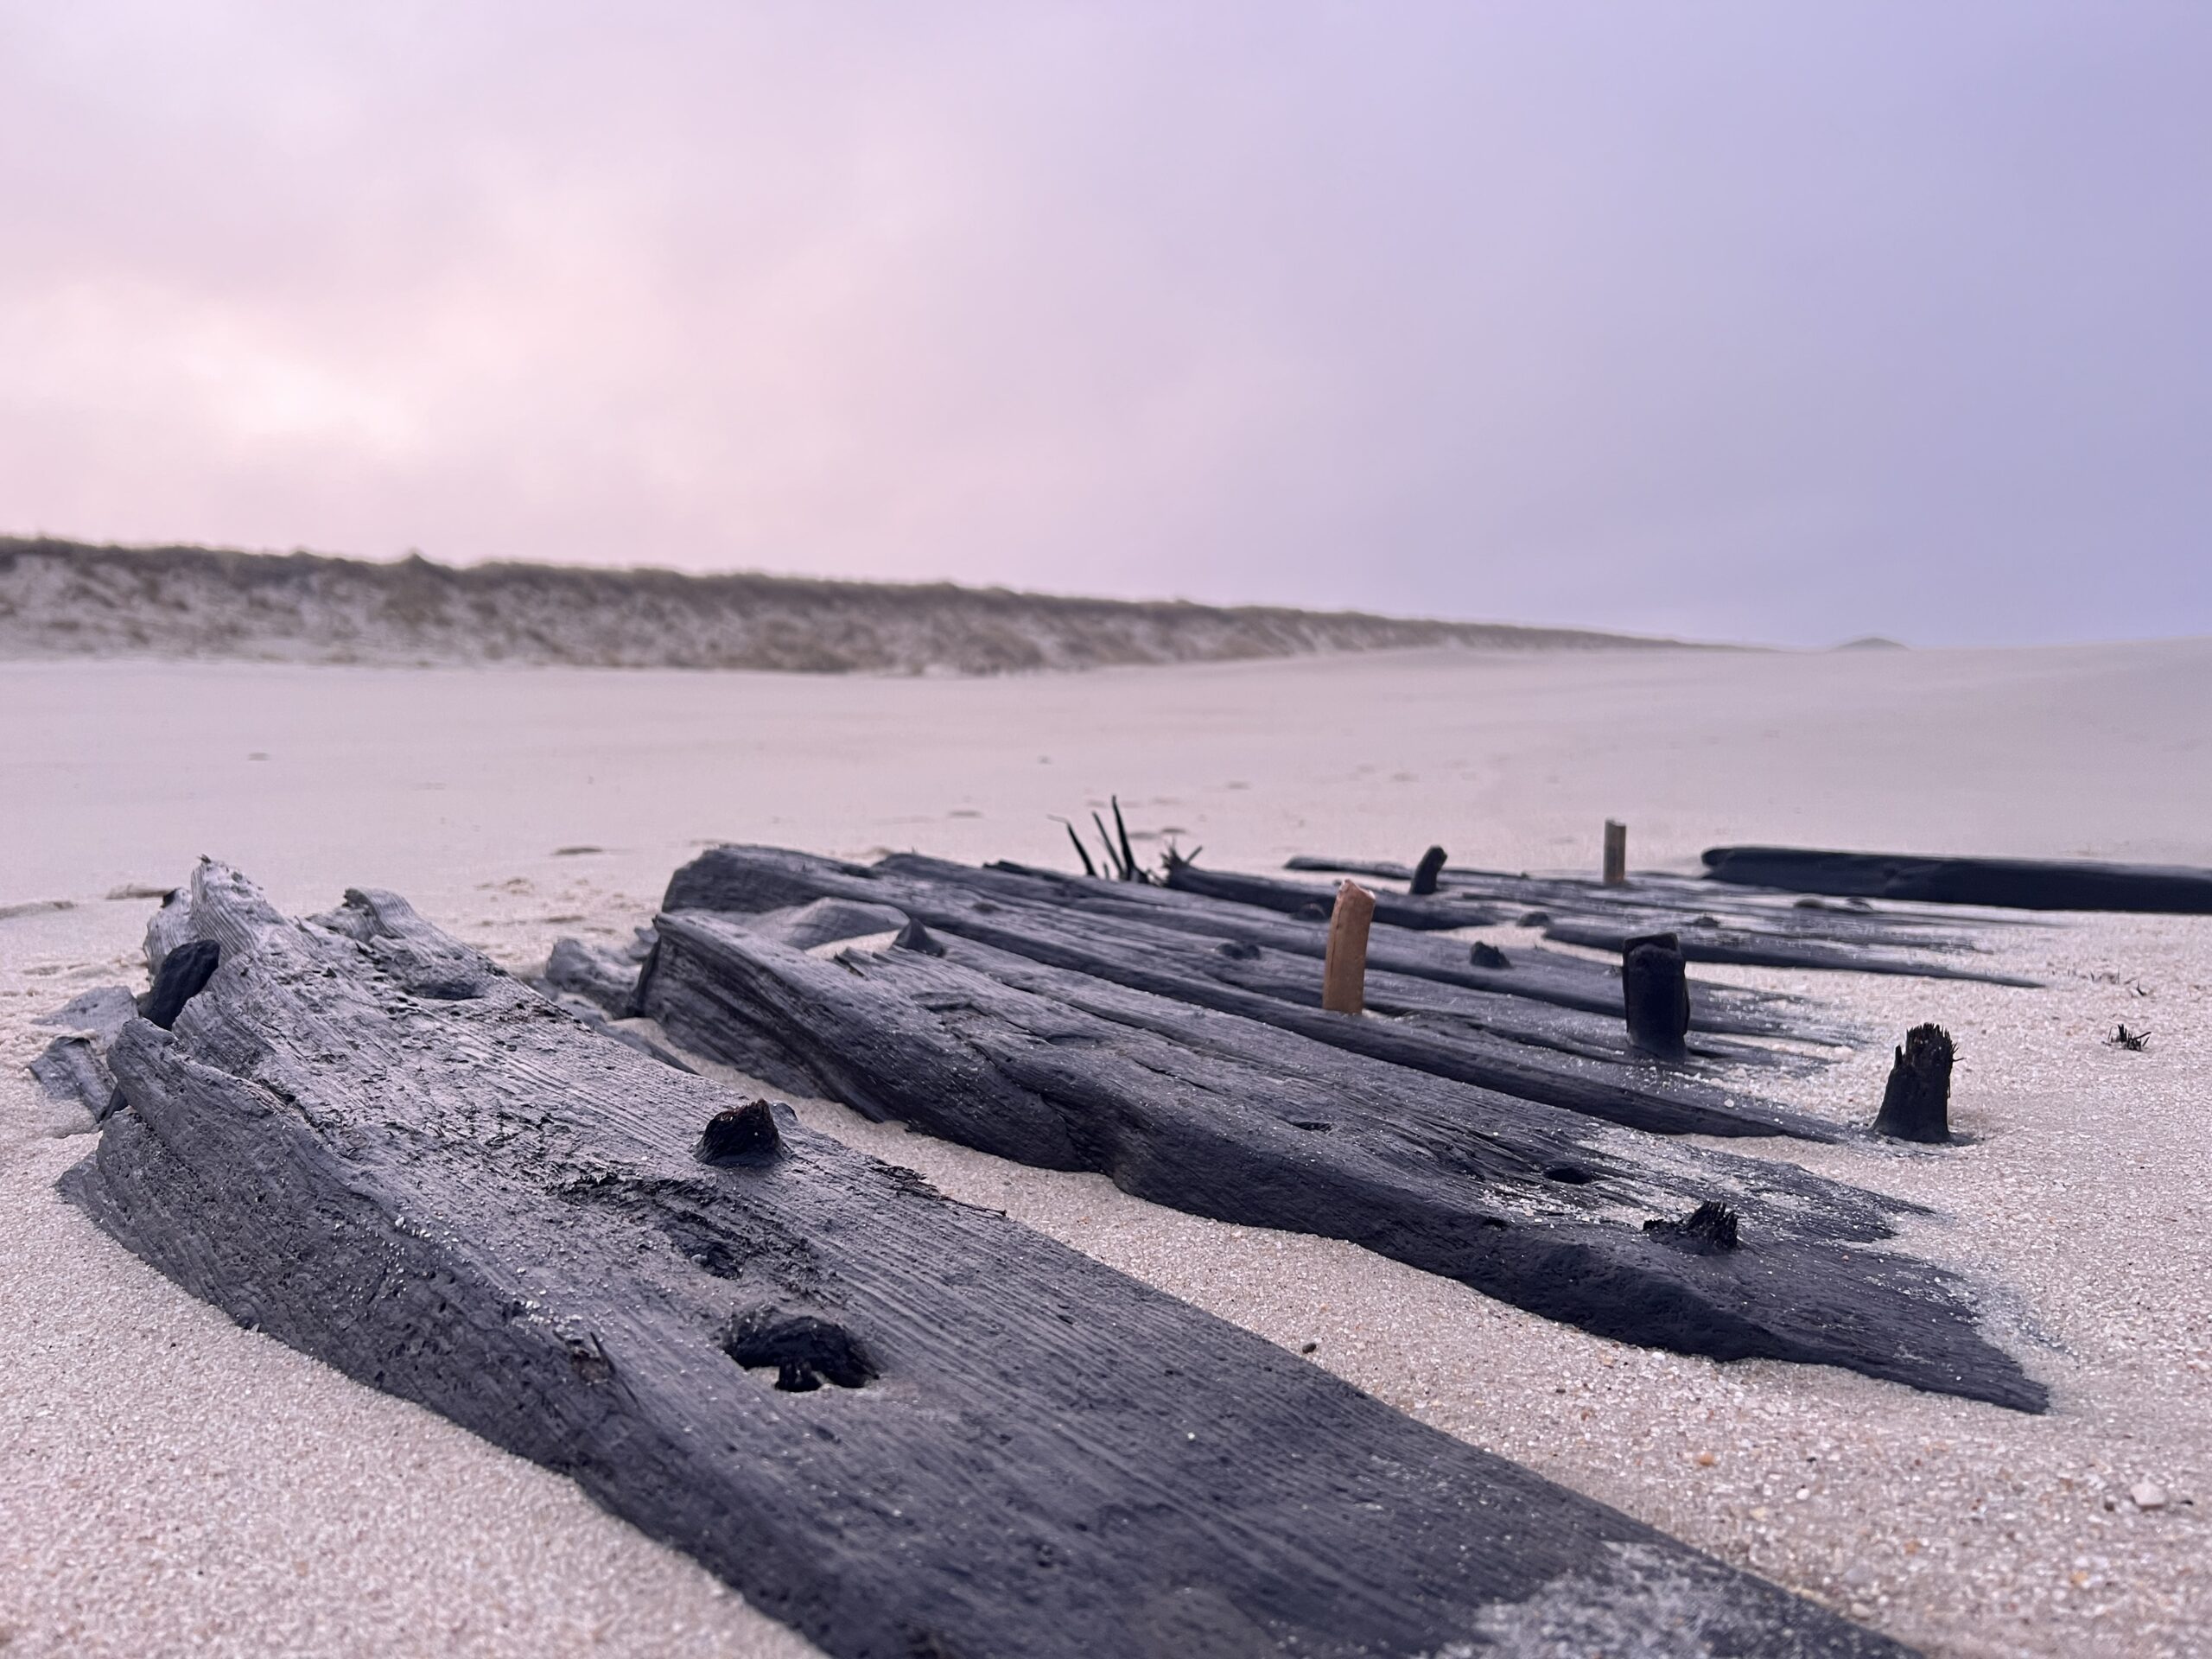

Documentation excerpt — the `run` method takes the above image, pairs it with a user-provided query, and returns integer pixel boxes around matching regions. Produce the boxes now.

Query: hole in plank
[1541,1164,1595,1185]
[721,1309,875,1393]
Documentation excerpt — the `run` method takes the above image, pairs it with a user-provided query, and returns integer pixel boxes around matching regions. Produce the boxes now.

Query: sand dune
[0,537,1690,674]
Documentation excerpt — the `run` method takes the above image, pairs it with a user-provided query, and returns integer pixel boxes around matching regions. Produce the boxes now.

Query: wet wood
[59,863,1920,1658]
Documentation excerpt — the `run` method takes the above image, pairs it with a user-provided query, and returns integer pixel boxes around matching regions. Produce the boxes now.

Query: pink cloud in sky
[3,3,2209,645]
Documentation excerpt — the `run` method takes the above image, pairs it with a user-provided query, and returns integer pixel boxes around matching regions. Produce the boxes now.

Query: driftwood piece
[57,864,1916,1657]
[1624,932,1691,1060]
[640,909,2044,1412]
[1320,881,1375,1013]
[1704,845,2212,914]
[1875,1026,1956,1143]
[659,848,1835,1139]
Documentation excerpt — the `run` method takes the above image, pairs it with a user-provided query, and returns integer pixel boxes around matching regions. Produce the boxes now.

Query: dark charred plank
[1541,918,2041,987]
[1166,861,1504,929]
[1875,1025,1956,1143]
[658,848,1835,1138]
[1705,844,2212,913]
[639,909,2044,1414]
[57,863,1919,1657]
[685,846,1852,1044]
[1190,861,2037,982]
[1623,933,1691,1060]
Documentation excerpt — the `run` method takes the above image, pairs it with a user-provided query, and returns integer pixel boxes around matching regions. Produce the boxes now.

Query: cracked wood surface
[60,861,1919,1657]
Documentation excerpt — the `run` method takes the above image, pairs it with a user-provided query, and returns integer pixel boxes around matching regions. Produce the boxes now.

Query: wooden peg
[1602,820,1627,886]
[1621,931,1690,1059]
[1409,846,1447,897]
[1322,881,1376,1014]
[1874,1025,1954,1142]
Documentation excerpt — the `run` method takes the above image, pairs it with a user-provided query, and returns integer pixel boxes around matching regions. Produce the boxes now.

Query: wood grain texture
[1319,881,1375,1014]
[1184,862,2036,985]
[1704,844,2212,914]
[658,847,1834,1140]
[942,857,1856,1043]
[58,862,1919,1657]
[640,900,2045,1412]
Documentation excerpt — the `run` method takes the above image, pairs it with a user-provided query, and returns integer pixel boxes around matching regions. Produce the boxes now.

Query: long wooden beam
[658,847,1834,1139]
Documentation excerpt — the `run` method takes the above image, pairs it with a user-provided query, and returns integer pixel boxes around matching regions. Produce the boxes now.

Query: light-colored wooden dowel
[1602,820,1627,886]
[1322,880,1376,1014]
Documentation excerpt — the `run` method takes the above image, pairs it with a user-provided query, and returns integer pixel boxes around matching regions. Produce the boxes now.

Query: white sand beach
[4,641,2209,1657]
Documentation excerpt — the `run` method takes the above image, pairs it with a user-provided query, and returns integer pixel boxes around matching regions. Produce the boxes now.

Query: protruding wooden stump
[1603,820,1628,887]
[696,1098,785,1166]
[1622,931,1690,1059]
[1874,1024,1954,1142]
[1409,846,1448,897]
[1322,881,1376,1014]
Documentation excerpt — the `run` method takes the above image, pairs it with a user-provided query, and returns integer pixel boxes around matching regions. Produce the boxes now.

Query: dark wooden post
[1409,846,1447,897]
[1621,931,1689,1059]
[1602,820,1628,886]
[696,1097,785,1166]
[1322,881,1376,1014]
[1874,1025,1954,1142]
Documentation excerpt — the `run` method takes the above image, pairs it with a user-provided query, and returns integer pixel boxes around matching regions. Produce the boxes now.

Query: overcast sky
[3,3,2207,645]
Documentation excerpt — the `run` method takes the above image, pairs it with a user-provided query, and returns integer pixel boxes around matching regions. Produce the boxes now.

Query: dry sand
[3,641,2209,1657]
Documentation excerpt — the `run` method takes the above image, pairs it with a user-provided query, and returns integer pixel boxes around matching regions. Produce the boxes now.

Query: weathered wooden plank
[916,855,1851,1042]
[639,908,2044,1413]
[1166,861,1503,930]
[1705,844,2212,913]
[59,863,1916,1657]
[659,847,1834,1138]
[1284,854,2034,939]
[912,868,1781,1065]
[1539,918,2042,987]
[1192,861,2034,982]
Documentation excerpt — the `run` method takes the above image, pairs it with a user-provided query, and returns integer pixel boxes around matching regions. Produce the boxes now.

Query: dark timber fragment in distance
[60,862,1913,1659]
[1705,845,2212,913]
